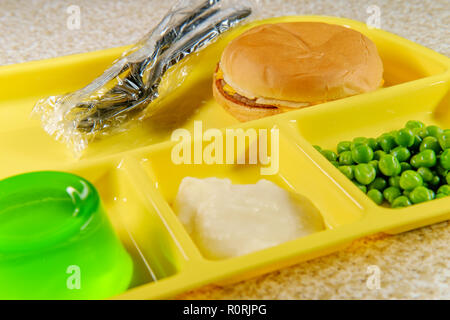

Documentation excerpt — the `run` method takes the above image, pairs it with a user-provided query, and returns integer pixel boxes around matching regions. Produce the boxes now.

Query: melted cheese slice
[216,67,311,109]
[215,66,385,109]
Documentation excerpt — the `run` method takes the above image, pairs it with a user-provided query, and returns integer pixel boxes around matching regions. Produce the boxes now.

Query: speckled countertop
[1,0,449,299]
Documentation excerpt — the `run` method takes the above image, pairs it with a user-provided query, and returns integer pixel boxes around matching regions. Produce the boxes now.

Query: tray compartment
[137,121,366,261]
[370,29,449,86]
[283,74,450,232]
[290,77,450,150]
[66,160,192,292]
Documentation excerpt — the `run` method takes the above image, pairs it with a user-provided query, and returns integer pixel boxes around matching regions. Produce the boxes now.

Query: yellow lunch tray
[1,16,449,300]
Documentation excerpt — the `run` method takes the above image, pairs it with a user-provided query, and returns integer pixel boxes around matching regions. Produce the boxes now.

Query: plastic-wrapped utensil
[32,0,257,156]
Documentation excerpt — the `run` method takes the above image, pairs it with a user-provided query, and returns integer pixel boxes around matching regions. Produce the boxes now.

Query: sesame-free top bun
[214,22,383,121]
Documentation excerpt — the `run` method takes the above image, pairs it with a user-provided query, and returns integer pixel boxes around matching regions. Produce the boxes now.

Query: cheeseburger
[213,22,384,121]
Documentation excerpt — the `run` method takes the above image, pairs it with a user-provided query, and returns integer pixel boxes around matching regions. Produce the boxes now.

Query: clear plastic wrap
[32,0,258,156]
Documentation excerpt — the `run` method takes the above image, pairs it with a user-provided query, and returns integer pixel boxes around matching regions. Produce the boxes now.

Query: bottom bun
[212,80,285,122]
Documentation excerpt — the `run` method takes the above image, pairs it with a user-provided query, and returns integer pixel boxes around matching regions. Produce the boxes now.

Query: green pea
[339,165,354,180]
[331,161,339,168]
[354,181,367,193]
[410,149,437,168]
[352,144,374,164]
[377,134,397,153]
[438,132,450,150]
[369,177,387,191]
[379,155,401,176]
[405,120,425,129]
[437,185,450,196]
[367,189,384,205]
[417,167,434,182]
[436,193,447,199]
[383,186,402,204]
[351,137,368,149]
[322,150,338,162]
[369,160,380,174]
[430,175,441,188]
[400,162,412,172]
[413,127,428,139]
[446,172,450,185]
[366,138,378,150]
[337,141,352,154]
[400,170,423,190]
[426,125,443,139]
[392,196,412,208]
[436,164,448,178]
[339,151,354,165]
[440,149,450,170]
[353,137,367,144]
[313,145,322,152]
[409,186,435,204]
[354,163,377,185]
[403,189,411,197]
[419,136,441,153]
[391,146,411,162]
[406,120,425,130]
[389,176,401,188]
[395,128,415,147]
[373,150,387,161]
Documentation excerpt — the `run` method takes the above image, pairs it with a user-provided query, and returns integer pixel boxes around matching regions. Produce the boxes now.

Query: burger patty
[215,78,279,110]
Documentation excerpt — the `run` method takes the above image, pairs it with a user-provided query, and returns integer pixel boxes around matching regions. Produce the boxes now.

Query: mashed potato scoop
[174,177,325,259]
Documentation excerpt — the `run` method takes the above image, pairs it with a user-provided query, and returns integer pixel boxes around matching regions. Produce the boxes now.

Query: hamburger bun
[213,22,384,121]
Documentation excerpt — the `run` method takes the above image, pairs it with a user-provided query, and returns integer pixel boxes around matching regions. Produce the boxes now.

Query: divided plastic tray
[0,16,449,299]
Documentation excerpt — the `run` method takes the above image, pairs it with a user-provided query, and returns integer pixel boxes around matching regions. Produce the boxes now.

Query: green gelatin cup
[0,171,133,299]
